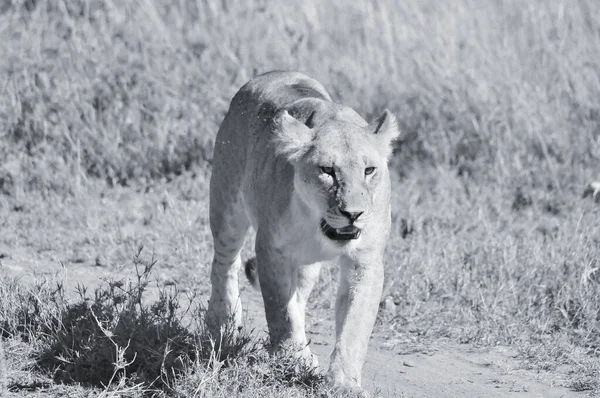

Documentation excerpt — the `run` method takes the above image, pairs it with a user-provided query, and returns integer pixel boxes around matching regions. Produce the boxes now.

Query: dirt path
[0,244,584,398]
[240,284,581,398]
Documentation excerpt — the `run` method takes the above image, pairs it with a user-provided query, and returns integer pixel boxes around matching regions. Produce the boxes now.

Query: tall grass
[1,0,599,192]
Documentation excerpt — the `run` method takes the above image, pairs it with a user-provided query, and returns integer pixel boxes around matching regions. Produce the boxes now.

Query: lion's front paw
[327,370,370,397]
[205,298,242,345]
[331,382,371,398]
[301,350,319,370]
[272,341,319,369]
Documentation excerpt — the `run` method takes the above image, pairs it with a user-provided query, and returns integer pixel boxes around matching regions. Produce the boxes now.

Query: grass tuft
[32,247,196,390]
[0,247,329,396]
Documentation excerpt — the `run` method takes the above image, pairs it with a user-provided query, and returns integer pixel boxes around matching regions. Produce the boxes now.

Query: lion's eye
[320,166,335,176]
[365,167,376,176]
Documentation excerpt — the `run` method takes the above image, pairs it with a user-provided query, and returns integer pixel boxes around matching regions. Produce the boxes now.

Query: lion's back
[210,71,332,228]
[238,71,331,108]
[213,71,331,163]
[227,71,331,132]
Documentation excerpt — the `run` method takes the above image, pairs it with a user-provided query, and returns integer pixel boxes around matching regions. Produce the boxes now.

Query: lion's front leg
[255,239,321,367]
[329,253,384,392]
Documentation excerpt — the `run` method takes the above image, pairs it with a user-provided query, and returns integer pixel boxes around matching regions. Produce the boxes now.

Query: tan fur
[206,71,399,394]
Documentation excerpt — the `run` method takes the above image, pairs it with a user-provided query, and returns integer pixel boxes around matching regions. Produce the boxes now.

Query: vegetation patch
[0,248,328,396]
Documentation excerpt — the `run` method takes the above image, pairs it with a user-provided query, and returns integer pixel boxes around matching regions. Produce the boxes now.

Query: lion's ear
[272,110,315,161]
[370,109,400,159]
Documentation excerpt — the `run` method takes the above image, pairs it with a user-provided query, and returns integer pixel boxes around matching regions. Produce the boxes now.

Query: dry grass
[2,0,600,396]
[0,248,331,397]
[3,0,599,192]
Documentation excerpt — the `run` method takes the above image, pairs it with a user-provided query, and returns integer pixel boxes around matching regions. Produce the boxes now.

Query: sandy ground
[0,240,585,398]
[239,283,582,398]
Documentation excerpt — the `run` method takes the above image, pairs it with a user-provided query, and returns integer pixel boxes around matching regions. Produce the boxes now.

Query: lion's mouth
[320,219,361,241]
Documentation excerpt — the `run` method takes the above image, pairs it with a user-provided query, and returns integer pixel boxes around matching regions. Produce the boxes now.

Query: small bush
[1,247,328,396]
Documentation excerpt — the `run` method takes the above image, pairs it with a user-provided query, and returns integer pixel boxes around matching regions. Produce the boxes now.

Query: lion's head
[273,106,399,243]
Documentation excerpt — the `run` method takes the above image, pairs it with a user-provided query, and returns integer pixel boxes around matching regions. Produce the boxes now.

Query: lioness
[207,71,399,393]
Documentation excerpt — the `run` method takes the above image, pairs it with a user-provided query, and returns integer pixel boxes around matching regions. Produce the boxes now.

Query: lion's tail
[244,257,259,289]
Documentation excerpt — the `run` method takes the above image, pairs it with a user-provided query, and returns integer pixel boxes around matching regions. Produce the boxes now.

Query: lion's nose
[339,209,364,224]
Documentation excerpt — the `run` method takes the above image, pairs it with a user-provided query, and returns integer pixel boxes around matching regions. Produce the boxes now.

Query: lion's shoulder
[230,71,332,117]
